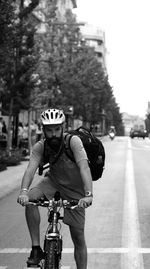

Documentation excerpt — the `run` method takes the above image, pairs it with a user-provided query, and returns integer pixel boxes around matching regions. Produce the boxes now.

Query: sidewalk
[0,161,29,199]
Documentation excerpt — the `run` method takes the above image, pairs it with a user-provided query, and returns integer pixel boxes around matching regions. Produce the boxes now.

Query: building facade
[0,0,77,125]
[80,24,107,73]
[56,0,77,21]
[30,0,77,33]
[20,0,77,124]
[122,112,145,136]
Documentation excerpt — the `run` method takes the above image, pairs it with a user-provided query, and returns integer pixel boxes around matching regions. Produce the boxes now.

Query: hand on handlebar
[17,191,29,206]
[78,196,93,208]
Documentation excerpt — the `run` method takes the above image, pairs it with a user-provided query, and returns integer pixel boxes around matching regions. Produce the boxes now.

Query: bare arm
[77,159,93,194]
[21,156,40,190]
[17,141,43,205]
[70,136,93,207]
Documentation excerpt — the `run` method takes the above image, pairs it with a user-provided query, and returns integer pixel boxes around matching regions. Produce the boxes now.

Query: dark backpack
[38,126,105,181]
[64,126,105,181]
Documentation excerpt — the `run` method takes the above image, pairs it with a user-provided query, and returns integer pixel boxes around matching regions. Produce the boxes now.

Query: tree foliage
[0,0,39,115]
[0,0,40,150]
[104,93,124,135]
[145,113,150,135]
[34,5,123,133]
[0,0,124,140]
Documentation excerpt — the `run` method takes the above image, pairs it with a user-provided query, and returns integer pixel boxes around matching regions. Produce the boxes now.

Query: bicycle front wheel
[44,239,62,269]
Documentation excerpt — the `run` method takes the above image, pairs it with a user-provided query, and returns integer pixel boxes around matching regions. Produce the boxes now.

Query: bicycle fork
[43,211,63,268]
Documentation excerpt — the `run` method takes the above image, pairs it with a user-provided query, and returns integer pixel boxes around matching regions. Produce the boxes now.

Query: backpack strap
[64,133,75,162]
[38,139,49,175]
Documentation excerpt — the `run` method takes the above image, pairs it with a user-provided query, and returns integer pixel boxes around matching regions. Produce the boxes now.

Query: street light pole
[101,109,106,135]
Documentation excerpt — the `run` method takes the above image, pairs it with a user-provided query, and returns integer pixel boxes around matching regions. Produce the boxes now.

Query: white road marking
[1,247,150,254]
[121,138,144,269]
[0,267,70,269]
[23,267,41,269]
[23,267,69,269]
[0,248,30,253]
[131,146,150,151]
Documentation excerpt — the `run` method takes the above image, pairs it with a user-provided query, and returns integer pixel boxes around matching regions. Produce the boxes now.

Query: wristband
[85,191,93,197]
[21,188,28,192]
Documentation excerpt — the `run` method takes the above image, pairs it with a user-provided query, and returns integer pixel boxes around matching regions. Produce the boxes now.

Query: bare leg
[25,205,40,246]
[69,226,87,269]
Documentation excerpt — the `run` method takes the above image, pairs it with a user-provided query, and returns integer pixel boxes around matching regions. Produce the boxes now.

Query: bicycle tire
[44,239,62,269]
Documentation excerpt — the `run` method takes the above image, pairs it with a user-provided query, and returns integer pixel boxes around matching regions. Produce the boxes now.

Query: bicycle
[26,191,78,269]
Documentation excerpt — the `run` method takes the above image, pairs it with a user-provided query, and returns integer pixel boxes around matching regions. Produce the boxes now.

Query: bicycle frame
[43,199,63,269]
[45,200,63,237]
[27,192,78,269]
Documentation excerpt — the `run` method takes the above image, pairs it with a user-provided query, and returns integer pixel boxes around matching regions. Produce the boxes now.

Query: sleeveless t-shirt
[30,134,88,199]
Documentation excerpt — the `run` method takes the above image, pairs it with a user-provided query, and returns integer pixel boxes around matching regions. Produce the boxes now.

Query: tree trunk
[6,98,13,154]
[28,109,32,155]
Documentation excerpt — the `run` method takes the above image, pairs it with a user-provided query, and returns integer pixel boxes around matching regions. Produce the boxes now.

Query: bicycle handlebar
[28,199,79,210]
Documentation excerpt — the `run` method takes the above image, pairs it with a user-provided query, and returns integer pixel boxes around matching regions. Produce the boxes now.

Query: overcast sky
[74,0,150,118]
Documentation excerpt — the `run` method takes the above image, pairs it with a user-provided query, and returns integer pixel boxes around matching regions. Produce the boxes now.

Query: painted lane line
[23,267,70,269]
[0,266,71,269]
[1,247,150,254]
[0,248,30,254]
[0,266,88,269]
[121,138,144,269]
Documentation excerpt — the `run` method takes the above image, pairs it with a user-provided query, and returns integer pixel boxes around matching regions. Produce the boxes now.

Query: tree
[104,93,124,135]
[33,6,107,120]
[0,0,40,151]
[145,113,150,136]
[25,2,124,133]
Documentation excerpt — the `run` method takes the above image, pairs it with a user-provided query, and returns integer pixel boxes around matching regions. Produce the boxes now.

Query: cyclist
[108,125,116,140]
[17,108,93,269]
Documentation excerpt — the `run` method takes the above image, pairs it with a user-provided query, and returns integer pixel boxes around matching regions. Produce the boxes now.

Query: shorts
[28,177,85,229]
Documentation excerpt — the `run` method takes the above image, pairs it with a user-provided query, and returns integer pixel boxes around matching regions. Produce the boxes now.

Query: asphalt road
[1,136,150,268]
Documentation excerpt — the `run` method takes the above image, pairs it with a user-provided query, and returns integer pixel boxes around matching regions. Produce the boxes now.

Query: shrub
[6,149,22,166]
[0,150,7,171]
[0,148,22,169]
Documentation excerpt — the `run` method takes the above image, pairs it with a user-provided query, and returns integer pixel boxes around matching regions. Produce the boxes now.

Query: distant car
[130,129,147,139]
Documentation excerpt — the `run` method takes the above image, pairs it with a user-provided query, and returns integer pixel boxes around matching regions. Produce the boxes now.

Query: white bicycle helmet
[41,108,65,125]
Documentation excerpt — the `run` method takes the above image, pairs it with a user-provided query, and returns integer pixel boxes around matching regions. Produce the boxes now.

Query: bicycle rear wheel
[44,239,62,269]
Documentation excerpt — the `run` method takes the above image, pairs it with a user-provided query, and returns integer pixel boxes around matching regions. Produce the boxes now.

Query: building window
[97,52,102,58]
[97,40,103,46]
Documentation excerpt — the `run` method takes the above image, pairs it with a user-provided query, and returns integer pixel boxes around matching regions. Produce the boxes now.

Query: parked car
[130,129,147,139]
